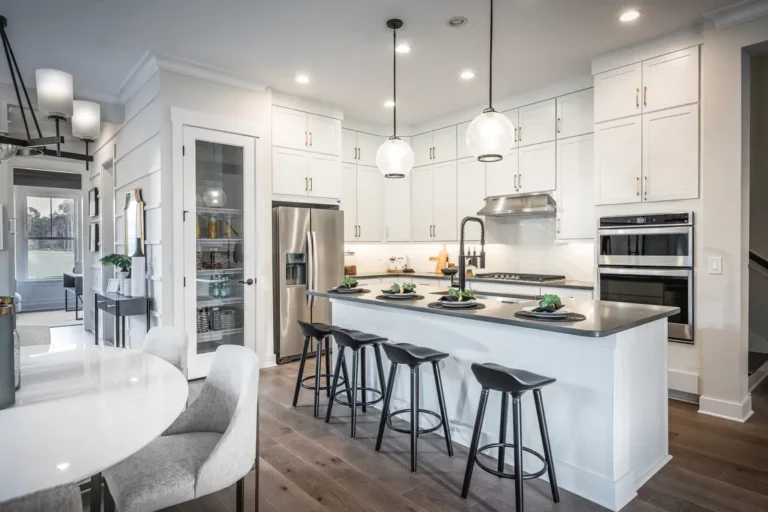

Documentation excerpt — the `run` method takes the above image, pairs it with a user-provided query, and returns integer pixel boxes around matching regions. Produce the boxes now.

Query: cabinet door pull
[518,173,522,189]
[310,177,313,191]
[519,127,523,142]
[514,127,518,143]
[557,217,561,233]
[309,132,313,147]
[643,176,647,198]
[636,88,639,108]
[635,176,640,196]
[643,87,647,107]
[357,147,360,160]
[305,131,308,146]
[557,118,561,134]
[514,174,518,189]
[305,177,308,191]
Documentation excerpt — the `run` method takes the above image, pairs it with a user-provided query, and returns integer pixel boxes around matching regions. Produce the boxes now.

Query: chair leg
[374,343,387,398]
[325,336,332,397]
[360,346,367,413]
[410,366,420,473]
[534,389,560,503]
[314,336,323,419]
[292,337,311,407]
[376,363,398,451]
[325,346,345,424]
[461,388,489,499]
[432,362,454,456]
[513,395,524,511]
[89,472,102,512]
[104,479,115,512]
[350,350,360,437]
[499,392,508,474]
[340,351,353,405]
[236,476,245,512]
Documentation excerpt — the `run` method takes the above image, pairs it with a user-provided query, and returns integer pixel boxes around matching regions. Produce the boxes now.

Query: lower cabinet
[273,147,342,199]
[556,134,595,240]
[411,161,458,242]
[457,158,486,241]
[342,163,383,242]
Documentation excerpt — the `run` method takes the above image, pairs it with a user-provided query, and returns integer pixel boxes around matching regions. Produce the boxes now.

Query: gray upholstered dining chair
[103,345,259,512]
[141,326,188,378]
[0,483,81,511]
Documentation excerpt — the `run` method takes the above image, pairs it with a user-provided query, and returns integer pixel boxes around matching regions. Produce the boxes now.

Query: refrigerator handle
[312,231,320,294]
[306,230,314,308]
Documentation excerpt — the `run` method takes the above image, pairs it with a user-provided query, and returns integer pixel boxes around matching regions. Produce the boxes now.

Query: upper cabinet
[641,47,699,114]
[556,134,595,240]
[272,147,342,199]
[594,63,642,124]
[518,142,556,194]
[342,129,357,164]
[342,164,383,242]
[485,150,518,196]
[556,89,594,139]
[383,175,411,242]
[457,158,486,241]
[518,99,556,147]
[342,129,385,167]
[273,106,341,156]
[594,117,642,205]
[412,126,457,167]
[410,162,457,242]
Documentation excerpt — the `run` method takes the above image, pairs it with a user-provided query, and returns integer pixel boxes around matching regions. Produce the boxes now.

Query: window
[26,197,76,280]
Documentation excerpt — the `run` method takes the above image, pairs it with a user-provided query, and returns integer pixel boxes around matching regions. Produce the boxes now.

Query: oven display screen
[600,233,689,257]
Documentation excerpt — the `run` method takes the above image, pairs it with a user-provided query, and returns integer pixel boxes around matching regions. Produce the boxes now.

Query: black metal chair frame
[375,361,454,473]
[461,388,560,510]
[292,333,348,419]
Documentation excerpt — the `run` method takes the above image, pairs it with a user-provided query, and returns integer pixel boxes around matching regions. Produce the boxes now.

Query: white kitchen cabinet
[595,116,642,205]
[518,141,556,193]
[594,63,642,123]
[457,158,486,241]
[342,128,357,163]
[556,134,595,240]
[518,99,556,147]
[457,121,472,159]
[383,174,411,242]
[433,161,458,241]
[307,114,341,156]
[272,147,310,196]
[273,106,341,156]
[433,126,457,164]
[355,166,383,241]
[341,163,358,241]
[642,105,699,202]
[412,132,434,168]
[485,149,519,196]
[307,153,342,198]
[642,47,699,114]
[557,89,594,139]
[411,167,434,241]
[357,132,384,167]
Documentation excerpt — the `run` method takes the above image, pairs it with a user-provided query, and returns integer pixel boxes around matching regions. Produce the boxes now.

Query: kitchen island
[307,285,679,511]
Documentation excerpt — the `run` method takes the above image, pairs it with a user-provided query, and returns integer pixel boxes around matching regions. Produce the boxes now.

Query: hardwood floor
[171,358,768,512]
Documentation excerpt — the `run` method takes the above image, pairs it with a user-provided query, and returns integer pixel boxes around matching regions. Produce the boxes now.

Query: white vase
[131,256,146,297]
[122,278,132,297]
[117,271,129,294]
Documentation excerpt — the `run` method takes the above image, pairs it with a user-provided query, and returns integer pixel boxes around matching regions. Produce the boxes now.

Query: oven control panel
[599,212,692,228]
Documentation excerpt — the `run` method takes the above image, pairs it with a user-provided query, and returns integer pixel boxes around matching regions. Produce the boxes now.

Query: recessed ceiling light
[395,43,411,54]
[460,70,475,80]
[448,16,468,28]
[295,74,310,84]
[56,463,70,471]
[384,100,395,108]
[619,9,641,23]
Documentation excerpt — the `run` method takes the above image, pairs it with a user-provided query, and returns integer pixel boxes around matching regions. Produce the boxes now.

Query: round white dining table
[0,343,189,503]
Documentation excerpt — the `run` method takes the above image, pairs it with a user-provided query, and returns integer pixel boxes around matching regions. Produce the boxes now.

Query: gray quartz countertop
[308,286,677,338]
[352,272,594,290]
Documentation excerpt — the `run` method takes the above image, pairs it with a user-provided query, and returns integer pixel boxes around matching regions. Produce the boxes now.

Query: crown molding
[118,51,265,105]
[704,0,768,29]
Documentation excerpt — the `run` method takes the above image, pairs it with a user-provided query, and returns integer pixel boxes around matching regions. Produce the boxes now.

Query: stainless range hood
[477,192,557,217]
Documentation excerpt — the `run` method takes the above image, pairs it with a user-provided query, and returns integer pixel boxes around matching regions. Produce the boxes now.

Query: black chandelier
[0,15,96,168]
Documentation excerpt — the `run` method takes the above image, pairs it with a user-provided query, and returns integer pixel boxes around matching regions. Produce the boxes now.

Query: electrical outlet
[708,256,722,274]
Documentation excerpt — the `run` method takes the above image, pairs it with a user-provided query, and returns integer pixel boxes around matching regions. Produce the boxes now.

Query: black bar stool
[326,328,388,438]
[293,321,348,419]
[461,362,560,510]
[375,342,454,473]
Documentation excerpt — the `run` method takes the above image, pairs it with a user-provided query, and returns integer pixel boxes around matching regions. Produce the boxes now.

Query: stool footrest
[385,408,444,435]
[299,374,343,391]
[332,387,383,407]
[474,443,548,480]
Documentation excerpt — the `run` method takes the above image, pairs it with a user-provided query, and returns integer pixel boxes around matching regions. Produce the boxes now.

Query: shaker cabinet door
[307,153,342,199]
[341,163,358,241]
[383,174,411,242]
[594,63,642,123]
[272,147,308,196]
[356,132,385,167]
[556,134,595,240]
[518,141,556,193]
[355,165,384,242]
[595,116,642,205]
[410,167,434,241]
[485,150,519,196]
[272,106,308,151]
[411,132,434,168]
[432,161,458,241]
[432,126,458,164]
[341,129,358,164]
[642,46,699,114]
[306,114,341,156]
[518,99,556,147]
[457,158,486,241]
[557,89,594,139]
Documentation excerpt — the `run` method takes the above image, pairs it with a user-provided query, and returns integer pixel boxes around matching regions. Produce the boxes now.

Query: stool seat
[332,328,387,349]
[297,320,333,339]
[382,342,449,367]
[471,363,555,394]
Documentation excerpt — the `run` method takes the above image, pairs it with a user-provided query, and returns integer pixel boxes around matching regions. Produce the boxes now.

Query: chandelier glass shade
[72,100,101,141]
[36,69,73,118]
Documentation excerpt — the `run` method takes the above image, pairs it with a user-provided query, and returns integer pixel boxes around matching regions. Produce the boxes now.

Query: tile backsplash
[345,217,596,282]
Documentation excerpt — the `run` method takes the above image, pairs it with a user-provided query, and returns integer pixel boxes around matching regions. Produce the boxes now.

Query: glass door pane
[194,140,245,354]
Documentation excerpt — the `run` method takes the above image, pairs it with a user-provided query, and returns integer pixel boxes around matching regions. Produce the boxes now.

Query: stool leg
[461,388,489,499]
[292,336,311,407]
[325,346,346,424]
[340,351,353,405]
[432,362,454,457]
[351,350,359,438]
[325,336,332,397]
[314,336,323,419]
[534,389,560,503]
[498,392,508,474]
[410,366,420,473]
[376,363,398,452]
[374,343,387,398]
[512,395,524,511]
[360,346,367,413]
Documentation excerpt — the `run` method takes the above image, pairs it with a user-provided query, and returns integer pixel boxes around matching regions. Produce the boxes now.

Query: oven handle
[597,226,691,236]
[598,267,691,278]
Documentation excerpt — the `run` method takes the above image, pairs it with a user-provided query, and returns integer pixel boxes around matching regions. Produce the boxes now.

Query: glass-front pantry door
[183,126,256,378]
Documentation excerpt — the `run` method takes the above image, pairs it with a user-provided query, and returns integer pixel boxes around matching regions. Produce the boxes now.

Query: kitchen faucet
[458,216,486,291]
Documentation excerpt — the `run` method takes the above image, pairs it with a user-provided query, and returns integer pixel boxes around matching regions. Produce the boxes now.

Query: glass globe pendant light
[376,19,414,179]
[466,0,515,163]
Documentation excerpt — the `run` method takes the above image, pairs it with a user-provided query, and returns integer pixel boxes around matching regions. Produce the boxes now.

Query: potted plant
[100,254,132,294]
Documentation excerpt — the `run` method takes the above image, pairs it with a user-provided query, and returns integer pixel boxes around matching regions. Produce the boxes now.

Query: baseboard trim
[668,368,699,394]
[699,394,754,422]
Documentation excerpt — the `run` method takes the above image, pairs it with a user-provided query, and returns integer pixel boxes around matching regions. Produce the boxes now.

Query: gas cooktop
[474,273,566,283]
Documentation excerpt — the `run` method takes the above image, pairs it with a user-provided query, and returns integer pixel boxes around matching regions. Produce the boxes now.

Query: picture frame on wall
[89,223,100,252]
[88,187,99,217]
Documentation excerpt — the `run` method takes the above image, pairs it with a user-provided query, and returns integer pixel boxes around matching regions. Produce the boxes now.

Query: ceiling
[1,0,734,126]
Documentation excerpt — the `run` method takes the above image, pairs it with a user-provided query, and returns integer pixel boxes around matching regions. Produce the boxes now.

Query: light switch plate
[709,256,722,274]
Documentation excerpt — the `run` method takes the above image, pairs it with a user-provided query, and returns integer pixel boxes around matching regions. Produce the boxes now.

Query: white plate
[522,306,572,318]
[384,292,416,299]
[441,300,478,308]
[334,287,364,294]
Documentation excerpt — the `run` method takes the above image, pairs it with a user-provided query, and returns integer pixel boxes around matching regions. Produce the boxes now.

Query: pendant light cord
[393,27,397,137]
[488,0,494,110]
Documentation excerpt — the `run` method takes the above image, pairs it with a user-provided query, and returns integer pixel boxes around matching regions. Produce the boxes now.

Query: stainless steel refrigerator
[272,206,344,363]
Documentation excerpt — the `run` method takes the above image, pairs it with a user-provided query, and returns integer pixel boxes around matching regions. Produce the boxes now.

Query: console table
[63,272,83,320]
[94,292,150,348]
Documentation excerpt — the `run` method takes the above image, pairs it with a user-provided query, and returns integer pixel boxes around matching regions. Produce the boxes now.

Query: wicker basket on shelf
[210,307,239,331]
[197,308,210,333]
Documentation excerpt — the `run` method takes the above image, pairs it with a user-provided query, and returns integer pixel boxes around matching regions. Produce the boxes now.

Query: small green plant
[387,283,401,294]
[445,288,475,301]
[538,294,563,312]
[339,276,358,288]
[100,253,132,271]
[402,282,417,293]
